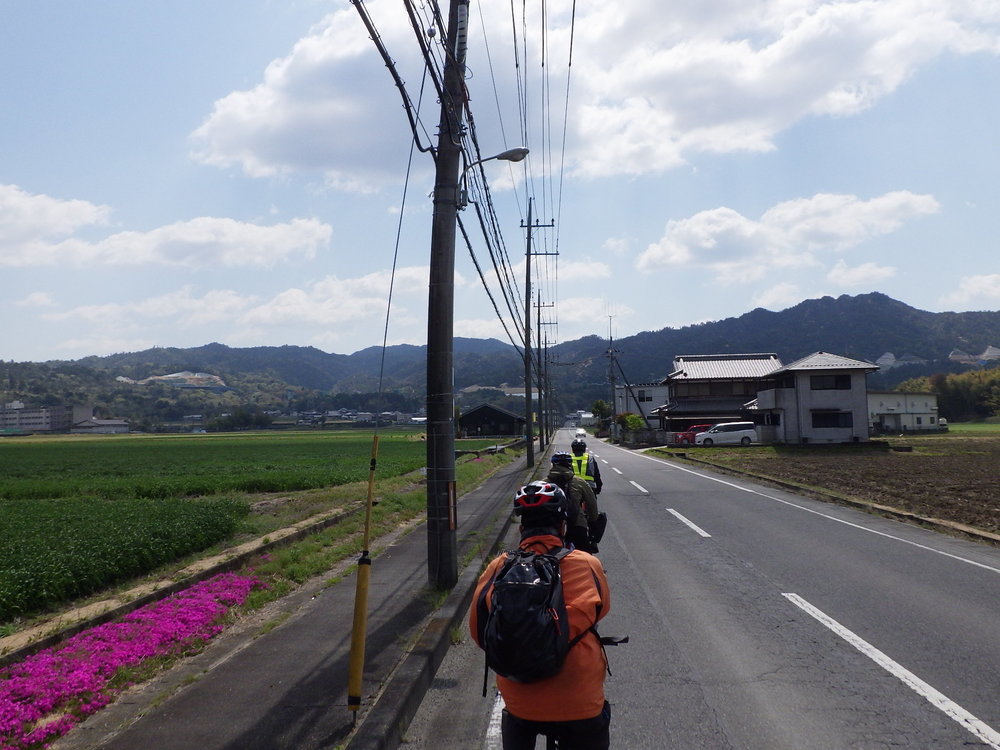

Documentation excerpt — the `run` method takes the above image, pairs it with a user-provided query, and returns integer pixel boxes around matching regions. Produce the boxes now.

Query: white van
[694,422,757,446]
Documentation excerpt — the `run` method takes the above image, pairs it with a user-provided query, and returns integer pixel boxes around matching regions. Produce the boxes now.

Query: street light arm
[459,146,529,208]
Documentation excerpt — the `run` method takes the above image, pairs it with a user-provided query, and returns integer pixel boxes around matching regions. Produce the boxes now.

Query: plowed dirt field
[680,436,1000,536]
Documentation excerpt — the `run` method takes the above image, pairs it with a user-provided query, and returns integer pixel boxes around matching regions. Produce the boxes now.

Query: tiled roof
[664,353,782,381]
[775,351,878,372]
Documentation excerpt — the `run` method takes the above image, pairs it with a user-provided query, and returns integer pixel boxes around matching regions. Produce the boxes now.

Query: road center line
[634,451,1000,575]
[486,693,504,749]
[612,467,623,475]
[667,508,712,537]
[629,480,648,494]
[784,593,1000,749]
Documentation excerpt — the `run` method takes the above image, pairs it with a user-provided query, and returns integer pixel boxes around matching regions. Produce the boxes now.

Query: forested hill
[2,292,998,420]
[551,292,1000,398]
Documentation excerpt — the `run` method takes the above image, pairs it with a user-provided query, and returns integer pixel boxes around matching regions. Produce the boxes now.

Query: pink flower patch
[0,573,262,750]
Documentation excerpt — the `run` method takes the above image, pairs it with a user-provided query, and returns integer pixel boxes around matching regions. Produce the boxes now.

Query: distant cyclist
[571,438,603,495]
[547,452,601,553]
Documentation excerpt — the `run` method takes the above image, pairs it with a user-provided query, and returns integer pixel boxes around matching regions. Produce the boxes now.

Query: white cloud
[940,273,1000,306]
[554,258,613,281]
[558,297,635,324]
[826,259,896,286]
[88,217,330,268]
[189,5,421,188]
[752,282,802,310]
[637,190,938,283]
[239,266,429,328]
[15,291,56,308]
[45,287,260,328]
[0,185,111,265]
[0,186,331,268]
[565,0,1000,176]
[183,1,1000,185]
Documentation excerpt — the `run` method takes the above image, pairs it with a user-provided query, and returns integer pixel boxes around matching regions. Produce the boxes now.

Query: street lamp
[459,147,529,208]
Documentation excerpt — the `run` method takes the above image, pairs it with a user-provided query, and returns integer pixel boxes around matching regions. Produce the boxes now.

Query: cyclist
[470,481,612,750]
[570,439,603,495]
[547,452,600,553]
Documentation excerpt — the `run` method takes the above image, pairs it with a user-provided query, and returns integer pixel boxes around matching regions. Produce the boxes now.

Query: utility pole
[521,198,556,466]
[607,315,619,441]
[538,307,556,446]
[425,0,469,589]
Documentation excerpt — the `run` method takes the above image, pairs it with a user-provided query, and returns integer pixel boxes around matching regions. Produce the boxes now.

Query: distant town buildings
[1,402,128,434]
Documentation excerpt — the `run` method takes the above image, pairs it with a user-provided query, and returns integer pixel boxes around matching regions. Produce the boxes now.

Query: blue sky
[3,1,999,363]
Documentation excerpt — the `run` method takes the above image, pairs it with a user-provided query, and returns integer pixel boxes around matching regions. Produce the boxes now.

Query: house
[613,383,668,428]
[868,391,943,433]
[651,353,783,431]
[458,403,526,438]
[751,352,878,444]
[642,351,879,444]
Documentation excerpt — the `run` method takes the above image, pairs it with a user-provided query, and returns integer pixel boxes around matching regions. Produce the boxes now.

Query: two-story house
[751,352,878,443]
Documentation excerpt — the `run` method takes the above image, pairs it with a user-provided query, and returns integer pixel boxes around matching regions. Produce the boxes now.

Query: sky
[3,1,999,364]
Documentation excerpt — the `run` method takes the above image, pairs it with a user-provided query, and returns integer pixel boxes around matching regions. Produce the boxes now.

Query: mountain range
[5,292,999,418]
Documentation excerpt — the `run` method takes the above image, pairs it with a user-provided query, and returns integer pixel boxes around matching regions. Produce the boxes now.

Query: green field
[0,431,433,501]
[0,431,499,622]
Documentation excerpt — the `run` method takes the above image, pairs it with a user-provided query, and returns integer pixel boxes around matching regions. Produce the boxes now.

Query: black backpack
[476,546,595,692]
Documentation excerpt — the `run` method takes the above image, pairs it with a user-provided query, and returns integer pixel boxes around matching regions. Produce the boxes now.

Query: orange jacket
[469,533,611,721]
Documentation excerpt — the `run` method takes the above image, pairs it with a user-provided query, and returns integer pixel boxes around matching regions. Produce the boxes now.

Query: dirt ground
[685,436,1000,536]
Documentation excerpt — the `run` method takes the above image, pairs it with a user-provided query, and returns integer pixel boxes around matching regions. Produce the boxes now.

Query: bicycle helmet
[550,451,573,467]
[514,481,569,522]
[571,438,587,453]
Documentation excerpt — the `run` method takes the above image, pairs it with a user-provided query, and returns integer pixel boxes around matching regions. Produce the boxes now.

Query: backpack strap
[478,551,515,697]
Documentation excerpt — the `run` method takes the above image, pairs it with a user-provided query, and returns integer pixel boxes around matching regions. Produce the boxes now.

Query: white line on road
[486,693,504,750]
[629,480,648,494]
[633,451,1000,576]
[667,508,712,537]
[612,467,623,475]
[784,593,1000,749]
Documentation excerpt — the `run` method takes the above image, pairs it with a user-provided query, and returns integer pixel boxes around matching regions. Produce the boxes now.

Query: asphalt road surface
[404,430,1000,749]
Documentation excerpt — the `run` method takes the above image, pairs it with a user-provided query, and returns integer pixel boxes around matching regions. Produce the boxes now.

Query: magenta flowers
[0,572,262,750]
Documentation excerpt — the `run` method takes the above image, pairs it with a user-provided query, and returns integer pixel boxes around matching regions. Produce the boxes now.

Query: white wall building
[868,391,942,433]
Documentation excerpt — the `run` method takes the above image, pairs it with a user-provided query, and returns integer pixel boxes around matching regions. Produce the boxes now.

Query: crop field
[672,433,1000,536]
[0,431,435,501]
[0,431,499,622]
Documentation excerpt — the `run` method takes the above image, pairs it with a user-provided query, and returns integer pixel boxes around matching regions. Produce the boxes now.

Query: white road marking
[667,508,712,537]
[784,593,1000,749]
[612,467,623,475]
[629,480,648,494]
[486,693,504,749]
[633,450,1000,576]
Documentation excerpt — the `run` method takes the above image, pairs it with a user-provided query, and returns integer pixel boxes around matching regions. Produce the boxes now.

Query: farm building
[458,403,525,438]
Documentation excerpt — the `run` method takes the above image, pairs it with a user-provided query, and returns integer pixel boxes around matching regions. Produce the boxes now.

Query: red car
[675,423,715,445]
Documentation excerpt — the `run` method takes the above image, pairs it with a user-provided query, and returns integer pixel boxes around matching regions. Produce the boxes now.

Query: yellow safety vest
[570,453,594,482]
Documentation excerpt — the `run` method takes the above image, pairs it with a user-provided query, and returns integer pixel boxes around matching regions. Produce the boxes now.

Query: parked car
[694,421,758,446]
[674,423,715,445]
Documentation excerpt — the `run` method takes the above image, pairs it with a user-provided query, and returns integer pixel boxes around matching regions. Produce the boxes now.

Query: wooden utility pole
[425,0,469,589]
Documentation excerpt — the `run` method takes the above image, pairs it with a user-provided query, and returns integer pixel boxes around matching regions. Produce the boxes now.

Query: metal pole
[425,0,468,589]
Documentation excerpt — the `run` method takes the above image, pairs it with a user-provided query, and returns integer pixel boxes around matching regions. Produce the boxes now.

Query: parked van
[694,421,757,446]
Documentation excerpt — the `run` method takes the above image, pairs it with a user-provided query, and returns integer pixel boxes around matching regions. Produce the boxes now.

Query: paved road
[407,431,1000,749]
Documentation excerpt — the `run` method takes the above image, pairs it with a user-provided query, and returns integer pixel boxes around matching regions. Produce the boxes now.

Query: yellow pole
[348,435,379,722]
